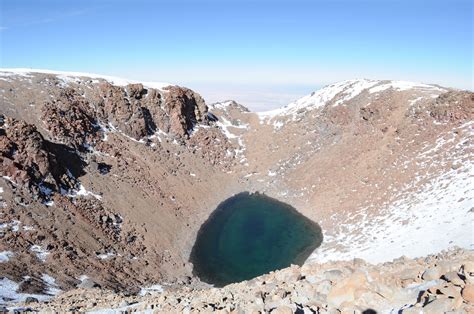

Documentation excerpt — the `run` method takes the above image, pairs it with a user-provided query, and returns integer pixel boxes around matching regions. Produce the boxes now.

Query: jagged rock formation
[0,117,79,200]
[0,70,472,312]
[0,70,237,300]
[41,87,101,149]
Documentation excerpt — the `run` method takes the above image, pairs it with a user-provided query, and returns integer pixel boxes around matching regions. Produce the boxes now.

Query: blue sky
[0,0,472,110]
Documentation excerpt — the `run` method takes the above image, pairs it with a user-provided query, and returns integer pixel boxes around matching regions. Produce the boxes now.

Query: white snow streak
[0,278,50,305]
[41,274,62,296]
[0,68,171,90]
[139,284,164,296]
[0,251,13,263]
[369,81,444,94]
[30,245,50,262]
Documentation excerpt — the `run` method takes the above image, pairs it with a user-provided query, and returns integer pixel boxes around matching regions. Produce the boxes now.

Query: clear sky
[0,0,472,110]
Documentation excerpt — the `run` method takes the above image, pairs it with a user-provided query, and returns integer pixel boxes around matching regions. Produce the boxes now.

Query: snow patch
[0,220,20,232]
[333,80,380,106]
[30,245,49,262]
[273,120,284,131]
[215,116,248,161]
[0,251,14,263]
[216,116,248,139]
[139,284,164,296]
[0,278,50,305]
[408,96,424,106]
[41,274,61,296]
[369,81,445,94]
[258,79,377,120]
[43,200,54,207]
[208,100,235,110]
[0,71,33,78]
[68,184,102,200]
[97,252,115,260]
[2,176,16,185]
[0,68,171,90]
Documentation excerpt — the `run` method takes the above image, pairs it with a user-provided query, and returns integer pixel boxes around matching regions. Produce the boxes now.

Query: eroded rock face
[0,74,236,300]
[163,86,209,137]
[429,91,474,122]
[98,82,154,140]
[41,87,101,150]
[0,116,78,199]
[92,83,210,140]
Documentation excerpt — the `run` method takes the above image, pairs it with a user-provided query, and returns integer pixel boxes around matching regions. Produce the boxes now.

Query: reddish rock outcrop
[429,91,474,122]
[163,86,209,137]
[0,116,77,199]
[98,82,152,140]
[95,83,209,140]
[41,87,101,150]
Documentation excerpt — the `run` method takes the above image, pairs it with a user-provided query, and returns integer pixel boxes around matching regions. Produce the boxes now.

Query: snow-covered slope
[310,121,474,263]
[0,68,172,90]
[257,79,447,120]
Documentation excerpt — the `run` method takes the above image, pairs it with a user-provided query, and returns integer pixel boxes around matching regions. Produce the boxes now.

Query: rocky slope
[0,69,473,312]
[17,248,474,313]
[1,69,244,294]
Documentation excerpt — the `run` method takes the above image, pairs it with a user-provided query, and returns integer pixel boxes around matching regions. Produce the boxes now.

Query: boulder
[275,268,301,283]
[421,267,441,281]
[126,83,146,99]
[438,285,461,298]
[77,278,101,289]
[327,271,367,308]
[422,298,455,314]
[399,267,421,281]
[463,261,474,276]
[25,296,39,303]
[442,271,464,287]
[272,305,294,314]
[324,269,344,281]
[315,279,332,295]
[462,284,474,303]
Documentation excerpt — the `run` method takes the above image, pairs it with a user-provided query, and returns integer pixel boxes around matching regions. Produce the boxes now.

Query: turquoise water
[190,192,323,287]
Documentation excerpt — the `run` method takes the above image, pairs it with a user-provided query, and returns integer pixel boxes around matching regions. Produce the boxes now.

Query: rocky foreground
[15,248,474,313]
